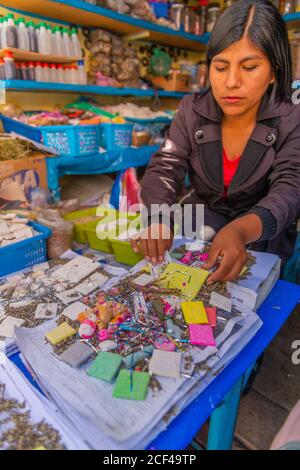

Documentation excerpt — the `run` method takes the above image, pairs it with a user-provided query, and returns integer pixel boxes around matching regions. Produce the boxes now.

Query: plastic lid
[46,24,51,29]
[4,51,13,58]
[29,61,35,66]
[50,63,57,68]
[36,61,42,66]
[77,60,84,65]
[71,27,77,33]
[42,62,50,67]
[19,17,25,23]
[62,27,68,33]
[57,64,63,69]
[7,13,14,19]
[40,22,46,27]
[199,0,208,5]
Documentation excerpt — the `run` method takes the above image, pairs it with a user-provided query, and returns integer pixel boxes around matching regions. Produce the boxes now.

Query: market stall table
[9,279,300,450]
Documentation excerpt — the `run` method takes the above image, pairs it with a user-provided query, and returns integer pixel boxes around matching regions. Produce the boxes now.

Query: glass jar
[281,1,295,15]
[194,0,208,35]
[207,2,221,33]
[182,3,195,34]
[170,2,184,30]
[296,0,300,12]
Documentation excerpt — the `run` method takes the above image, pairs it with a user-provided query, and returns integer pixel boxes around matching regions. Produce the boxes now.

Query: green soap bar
[113,370,150,401]
[87,352,122,382]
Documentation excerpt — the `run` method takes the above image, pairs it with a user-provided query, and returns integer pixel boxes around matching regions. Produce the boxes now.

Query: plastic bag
[37,209,74,259]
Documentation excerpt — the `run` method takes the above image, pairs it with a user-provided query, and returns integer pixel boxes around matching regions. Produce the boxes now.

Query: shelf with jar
[0,0,211,52]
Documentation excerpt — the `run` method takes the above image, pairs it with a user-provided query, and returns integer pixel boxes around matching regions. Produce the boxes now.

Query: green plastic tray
[110,238,143,265]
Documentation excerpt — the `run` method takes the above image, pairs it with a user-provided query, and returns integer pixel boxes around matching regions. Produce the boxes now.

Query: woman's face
[209,37,275,118]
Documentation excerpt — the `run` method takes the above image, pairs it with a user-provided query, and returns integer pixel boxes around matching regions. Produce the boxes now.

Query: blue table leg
[206,376,244,450]
[206,363,255,450]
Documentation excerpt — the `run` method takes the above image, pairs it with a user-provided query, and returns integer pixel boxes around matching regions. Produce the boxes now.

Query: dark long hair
[207,0,292,102]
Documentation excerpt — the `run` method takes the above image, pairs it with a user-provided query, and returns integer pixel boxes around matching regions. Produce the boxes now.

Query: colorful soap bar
[181,301,208,324]
[149,349,182,379]
[159,263,209,301]
[205,306,217,327]
[189,324,216,347]
[113,370,150,401]
[45,322,76,345]
[60,341,93,368]
[87,351,122,382]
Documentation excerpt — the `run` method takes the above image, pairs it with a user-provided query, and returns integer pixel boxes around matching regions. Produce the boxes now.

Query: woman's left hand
[203,225,248,283]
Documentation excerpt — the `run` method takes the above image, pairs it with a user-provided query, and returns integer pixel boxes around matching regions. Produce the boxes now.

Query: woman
[131,0,300,283]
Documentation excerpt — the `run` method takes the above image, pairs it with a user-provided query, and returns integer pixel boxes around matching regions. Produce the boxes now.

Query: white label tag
[209,291,232,313]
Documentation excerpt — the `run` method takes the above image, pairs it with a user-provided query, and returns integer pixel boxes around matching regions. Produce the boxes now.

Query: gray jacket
[141,89,300,261]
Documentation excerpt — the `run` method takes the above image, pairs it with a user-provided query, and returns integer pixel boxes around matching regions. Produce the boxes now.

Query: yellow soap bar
[181,301,208,324]
[159,263,209,301]
[45,321,76,345]
[33,446,46,450]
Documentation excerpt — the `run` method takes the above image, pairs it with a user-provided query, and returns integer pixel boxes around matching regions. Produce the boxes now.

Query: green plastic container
[110,238,143,265]
[84,212,140,253]
[64,208,98,244]
[64,207,120,244]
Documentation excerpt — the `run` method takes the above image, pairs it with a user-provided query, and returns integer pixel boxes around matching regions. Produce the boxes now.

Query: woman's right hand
[130,223,174,265]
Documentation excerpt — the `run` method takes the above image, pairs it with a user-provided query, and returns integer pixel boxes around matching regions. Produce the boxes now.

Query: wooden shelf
[0,47,80,64]
[0,79,191,98]
[283,12,300,28]
[0,0,210,52]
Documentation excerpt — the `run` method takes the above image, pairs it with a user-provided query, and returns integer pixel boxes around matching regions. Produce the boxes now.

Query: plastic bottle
[0,59,5,80]
[35,24,40,53]
[70,27,82,58]
[19,62,27,80]
[2,14,18,48]
[42,62,50,82]
[49,63,57,82]
[27,21,38,52]
[0,18,3,49]
[62,27,72,57]
[3,51,17,80]
[53,27,63,56]
[27,61,35,81]
[46,24,53,55]
[63,65,70,83]
[35,61,43,81]
[70,64,78,84]
[77,60,87,85]
[38,22,49,54]
[17,17,30,51]
[55,63,63,83]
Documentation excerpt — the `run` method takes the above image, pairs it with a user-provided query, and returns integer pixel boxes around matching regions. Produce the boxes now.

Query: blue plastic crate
[0,115,42,142]
[0,115,101,157]
[101,123,133,150]
[0,221,51,277]
[149,1,170,19]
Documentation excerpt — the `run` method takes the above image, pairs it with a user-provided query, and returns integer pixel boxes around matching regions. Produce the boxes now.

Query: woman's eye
[215,67,226,72]
[243,66,257,71]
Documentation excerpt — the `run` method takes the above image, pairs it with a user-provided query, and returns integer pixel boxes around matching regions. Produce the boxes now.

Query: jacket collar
[193,88,291,123]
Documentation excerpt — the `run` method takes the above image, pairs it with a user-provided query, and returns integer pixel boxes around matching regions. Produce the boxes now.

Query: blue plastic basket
[149,1,170,19]
[101,123,133,150]
[0,221,51,277]
[0,115,101,157]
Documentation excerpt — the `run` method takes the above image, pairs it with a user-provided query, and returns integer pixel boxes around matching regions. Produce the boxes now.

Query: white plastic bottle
[2,14,18,48]
[35,61,43,81]
[77,60,87,85]
[46,24,53,55]
[62,27,72,57]
[17,17,30,51]
[3,51,17,80]
[27,61,35,81]
[42,62,50,82]
[27,21,38,52]
[0,18,4,49]
[70,27,82,58]
[38,22,49,54]
[50,63,57,82]
[53,27,63,56]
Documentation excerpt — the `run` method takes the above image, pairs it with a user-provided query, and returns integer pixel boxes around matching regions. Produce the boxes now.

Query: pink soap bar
[181,251,193,264]
[154,338,176,352]
[199,253,209,262]
[98,328,109,342]
[189,324,216,347]
[205,306,217,327]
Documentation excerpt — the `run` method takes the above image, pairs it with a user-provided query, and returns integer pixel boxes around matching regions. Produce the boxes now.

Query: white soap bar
[35,303,58,320]
[77,272,108,295]
[209,291,232,313]
[0,316,24,338]
[132,273,154,286]
[52,256,99,283]
[62,301,90,321]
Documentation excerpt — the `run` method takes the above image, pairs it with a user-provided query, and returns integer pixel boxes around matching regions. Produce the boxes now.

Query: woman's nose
[225,68,241,89]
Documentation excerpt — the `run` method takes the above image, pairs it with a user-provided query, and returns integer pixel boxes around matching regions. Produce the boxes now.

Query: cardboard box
[0,134,56,210]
